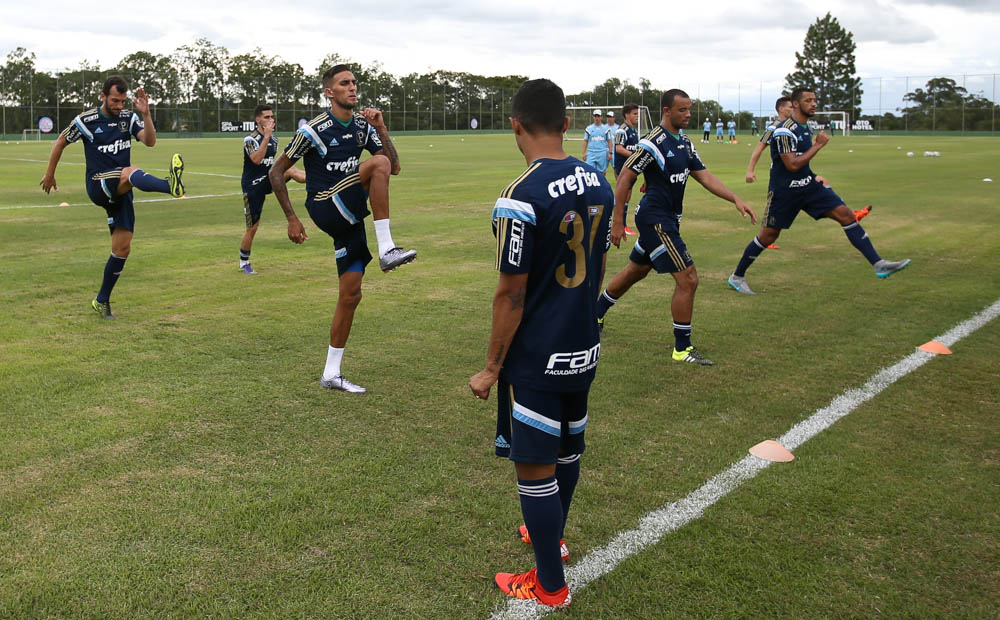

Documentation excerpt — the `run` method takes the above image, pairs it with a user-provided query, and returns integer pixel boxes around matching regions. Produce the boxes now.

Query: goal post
[21,128,42,141]
[564,105,655,141]
[810,111,850,136]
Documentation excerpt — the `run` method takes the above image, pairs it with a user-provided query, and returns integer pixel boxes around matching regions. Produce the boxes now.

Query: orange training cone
[918,340,952,355]
[749,440,795,462]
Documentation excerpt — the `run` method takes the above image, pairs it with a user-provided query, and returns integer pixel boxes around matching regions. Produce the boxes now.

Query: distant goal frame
[810,111,850,136]
[21,128,42,141]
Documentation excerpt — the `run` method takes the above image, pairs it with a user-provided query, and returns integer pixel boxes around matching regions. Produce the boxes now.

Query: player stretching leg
[596,89,756,365]
[40,75,184,320]
[470,78,613,609]
[728,88,908,295]
[238,104,305,274]
[270,64,416,393]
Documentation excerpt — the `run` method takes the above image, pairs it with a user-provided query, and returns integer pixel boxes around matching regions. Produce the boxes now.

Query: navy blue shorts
[764,182,845,229]
[495,379,588,464]
[242,185,272,228]
[629,216,693,273]
[87,171,135,233]
[306,183,372,276]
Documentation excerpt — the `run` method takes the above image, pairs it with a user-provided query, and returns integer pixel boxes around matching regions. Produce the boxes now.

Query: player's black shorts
[764,182,844,229]
[495,378,588,464]
[242,181,273,228]
[629,215,693,273]
[305,182,372,275]
[87,170,135,233]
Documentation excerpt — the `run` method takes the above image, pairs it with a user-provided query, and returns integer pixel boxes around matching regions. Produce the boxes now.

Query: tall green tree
[784,12,863,119]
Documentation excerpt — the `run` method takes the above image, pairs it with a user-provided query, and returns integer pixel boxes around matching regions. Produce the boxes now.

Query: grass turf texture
[1,133,997,618]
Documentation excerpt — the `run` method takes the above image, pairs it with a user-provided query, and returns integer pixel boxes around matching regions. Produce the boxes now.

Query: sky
[2,0,999,113]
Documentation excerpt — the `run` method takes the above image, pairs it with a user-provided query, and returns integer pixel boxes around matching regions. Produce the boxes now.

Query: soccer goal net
[21,128,42,141]
[809,111,850,136]
[564,105,655,141]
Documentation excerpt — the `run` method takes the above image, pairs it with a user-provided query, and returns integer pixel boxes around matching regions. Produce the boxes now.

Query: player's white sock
[374,219,395,257]
[323,346,344,381]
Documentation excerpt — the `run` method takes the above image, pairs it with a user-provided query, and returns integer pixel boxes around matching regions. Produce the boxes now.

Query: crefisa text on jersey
[545,343,601,376]
[97,139,131,155]
[547,166,603,198]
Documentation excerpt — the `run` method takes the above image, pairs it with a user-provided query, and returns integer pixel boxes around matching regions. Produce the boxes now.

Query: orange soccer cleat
[518,524,569,561]
[853,204,872,221]
[495,568,571,608]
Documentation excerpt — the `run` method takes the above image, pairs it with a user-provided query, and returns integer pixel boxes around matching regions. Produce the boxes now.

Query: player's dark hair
[511,78,566,135]
[323,64,353,88]
[660,89,689,110]
[254,104,273,118]
[622,103,639,115]
[102,75,129,96]
[789,88,813,103]
[774,96,791,111]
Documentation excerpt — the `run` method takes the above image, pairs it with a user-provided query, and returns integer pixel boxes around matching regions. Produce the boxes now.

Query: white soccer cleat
[727,274,755,295]
[379,247,417,272]
[874,259,911,279]
[320,375,367,393]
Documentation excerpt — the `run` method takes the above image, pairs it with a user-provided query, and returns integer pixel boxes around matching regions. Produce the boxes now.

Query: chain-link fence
[3,71,997,139]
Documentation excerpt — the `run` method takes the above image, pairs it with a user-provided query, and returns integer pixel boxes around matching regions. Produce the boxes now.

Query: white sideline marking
[0,157,241,178]
[489,298,1000,620]
[0,188,304,211]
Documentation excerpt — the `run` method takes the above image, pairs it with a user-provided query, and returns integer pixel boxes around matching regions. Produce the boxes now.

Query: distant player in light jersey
[582,109,612,172]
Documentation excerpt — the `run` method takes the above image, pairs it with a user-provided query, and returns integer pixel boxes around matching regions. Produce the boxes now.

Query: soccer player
[715,117,724,142]
[40,75,184,320]
[613,104,640,236]
[727,88,909,295]
[727,118,737,142]
[702,118,711,142]
[238,104,306,274]
[469,78,612,609]
[582,109,612,172]
[746,96,792,184]
[596,89,756,365]
[268,64,417,393]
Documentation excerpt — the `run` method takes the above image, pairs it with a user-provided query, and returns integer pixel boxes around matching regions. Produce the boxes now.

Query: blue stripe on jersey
[297,124,328,157]
[772,127,797,142]
[129,113,139,134]
[568,414,588,435]
[492,197,537,225]
[74,116,94,142]
[637,138,666,171]
[512,401,561,436]
[243,136,258,144]
[332,193,357,224]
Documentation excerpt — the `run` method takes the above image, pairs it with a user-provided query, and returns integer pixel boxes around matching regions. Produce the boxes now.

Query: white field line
[0,188,304,211]
[0,157,241,178]
[489,298,1000,620]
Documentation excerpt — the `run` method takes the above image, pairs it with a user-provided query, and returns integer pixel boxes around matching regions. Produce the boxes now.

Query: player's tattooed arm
[469,273,528,400]
[363,108,400,174]
[268,153,309,244]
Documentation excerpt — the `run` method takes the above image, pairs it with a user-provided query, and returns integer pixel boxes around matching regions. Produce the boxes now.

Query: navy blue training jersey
[769,118,815,193]
[613,122,639,170]
[283,110,383,195]
[492,157,614,392]
[242,130,279,192]
[625,126,706,222]
[60,107,144,179]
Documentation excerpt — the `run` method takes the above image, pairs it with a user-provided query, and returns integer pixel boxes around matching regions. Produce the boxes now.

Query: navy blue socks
[734,236,766,277]
[843,222,881,265]
[555,455,580,539]
[518,477,565,593]
[674,320,692,351]
[128,169,170,194]
[96,253,127,303]
[596,290,617,319]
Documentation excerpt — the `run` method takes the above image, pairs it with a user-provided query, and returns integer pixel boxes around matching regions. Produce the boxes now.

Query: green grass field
[1,131,998,619]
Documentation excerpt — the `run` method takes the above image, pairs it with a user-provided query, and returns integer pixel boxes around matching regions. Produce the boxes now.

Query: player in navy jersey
[595,89,756,365]
[727,88,909,295]
[40,75,184,320]
[237,104,306,275]
[613,103,640,236]
[469,78,612,609]
[746,96,792,184]
[268,64,416,393]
